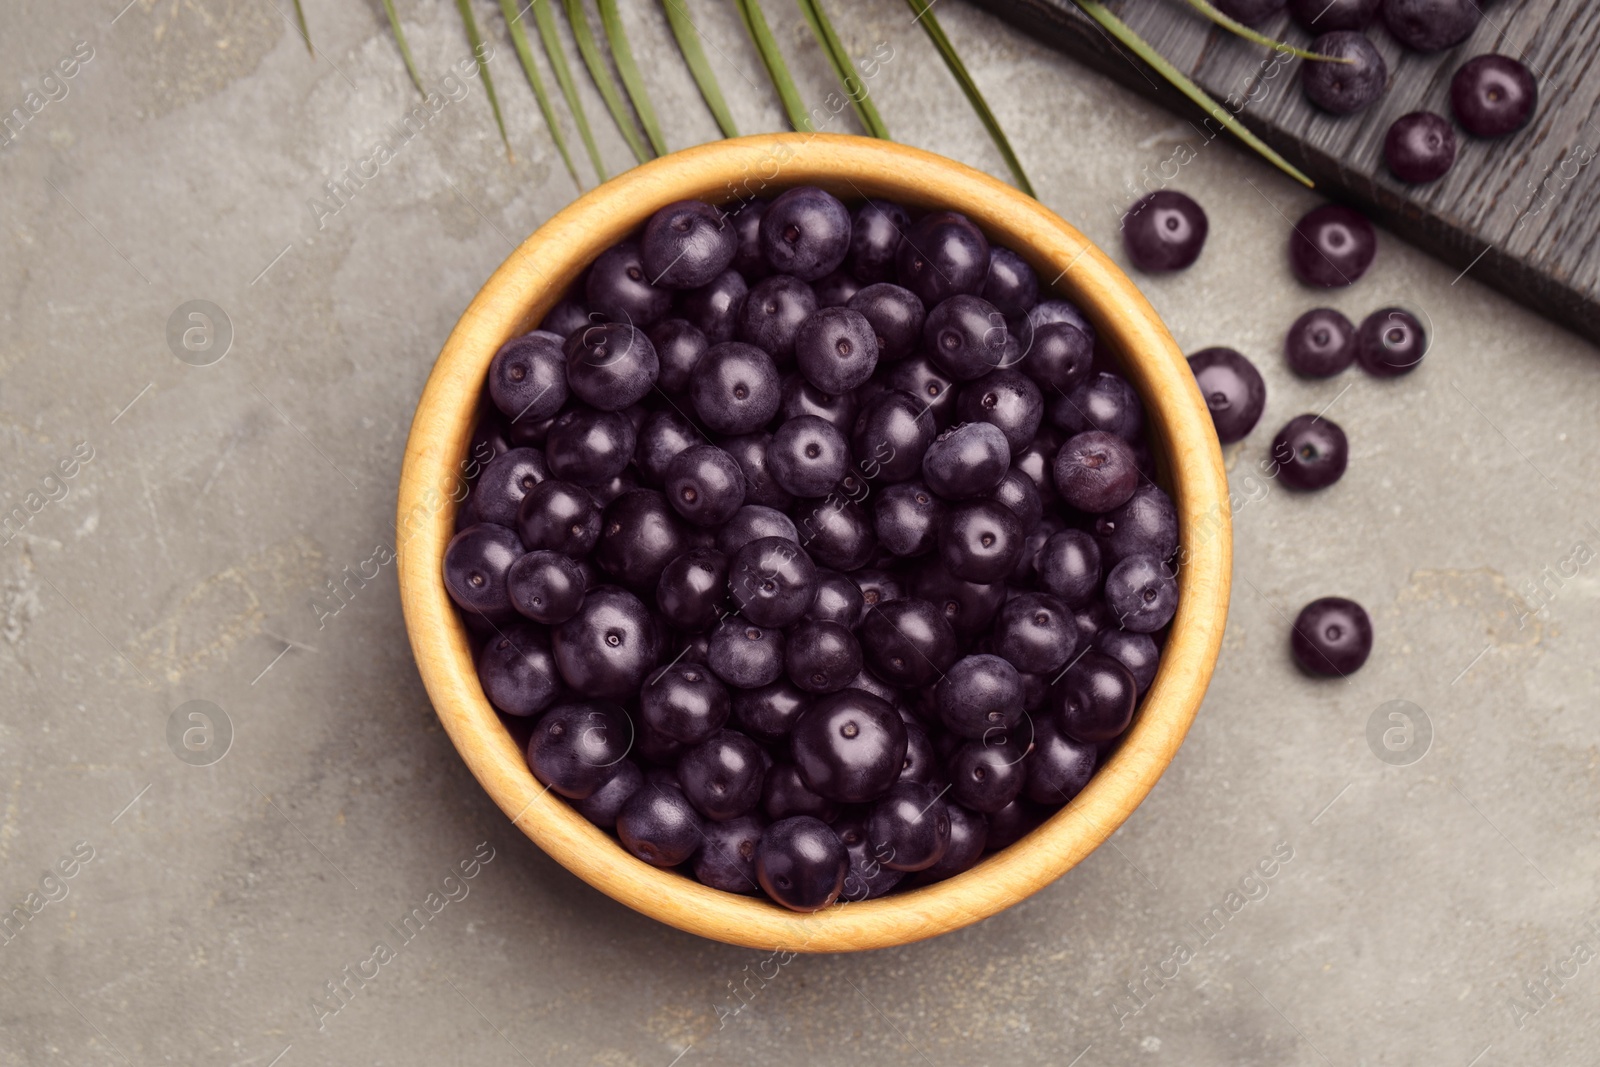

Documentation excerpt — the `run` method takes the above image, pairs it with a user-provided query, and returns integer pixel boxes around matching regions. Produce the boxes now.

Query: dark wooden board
[971,0,1600,346]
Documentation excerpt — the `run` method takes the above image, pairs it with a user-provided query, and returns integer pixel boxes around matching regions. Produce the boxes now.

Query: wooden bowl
[397,134,1231,952]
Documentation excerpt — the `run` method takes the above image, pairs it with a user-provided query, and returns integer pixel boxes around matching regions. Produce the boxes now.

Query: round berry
[859,597,958,688]
[848,199,911,283]
[785,619,863,694]
[489,331,568,422]
[852,390,937,484]
[664,444,746,528]
[545,406,637,486]
[647,319,709,394]
[641,200,737,291]
[1051,372,1144,441]
[947,736,1028,813]
[728,535,818,628]
[874,481,944,558]
[1024,717,1097,805]
[708,617,786,689]
[937,653,1025,738]
[795,306,880,394]
[791,688,907,803]
[924,294,1018,381]
[1104,554,1179,633]
[760,186,851,281]
[618,781,703,867]
[1289,204,1377,289]
[1094,484,1178,565]
[1122,191,1209,272]
[680,270,748,344]
[867,782,952,872]
[655,547,729,631]
[1291,596,1373,675]
[957,369,1043,455]
[689,342,782,435]
[444,523,522,617]
[679,729,765,821]
[1356,307,1427,377]
[769,415,849,499]
[576,759,643,829]
[1095,628,1161,694]
[1284,307,1357,378]
[473,447,549,527]
[756,816,848,911]
[1058,650,1137,743]
[1385,111,1457,182]
[477,623,562,716]
[733,679,810,742]
[527,702,633,799]
[1451,54,1537,137]
[993,591,1078,673]
[1271,414,1350,490]
[639,660,730,744]
[937,500,1023,584]
[806,568,865,628]
[1054,430,1139,513]
[721,434,794,511]
[694,813,764,893]
[1187,347,1267,443]
[551,587,660,697]
[508,549,585,624]
[1383,0,1479,52]
[594,489,689,588]
[1036,530,1102,607]
[923,422,1011,501]
[847,282,926,363]
[982,247,1040,319]
[897,211,990,306]
[585,241,672,326]
[1302,31,1388,114]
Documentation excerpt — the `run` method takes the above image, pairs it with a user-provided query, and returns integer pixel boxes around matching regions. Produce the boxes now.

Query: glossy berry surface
[791,689,908,803]
[664,444,746,528]
[1271,414,1350,491]
[848,199,911,283]
[924,294,1017,381]
[838,818,904,900]
[852,390,936,483]
[1289,204,1377,289]
[1385,111,1457,183]
[641,199,737,289]
[1302,32,1388,114]
[1187,347,1267,443]
[648,319,710,393]
[756,816,848,912]
[1451,54,1537,137]
[769,415,849,499]
[526,702,633,799]
[760,186,851,281]
[585,241,672,327]
[993,591,1077,673]
[489,331,568,423]
[576,759,642,828]
[874,481,944,558]
[1024,718,1098,805]
[897,211,990,307]
[1291,596,1373,675]
[848,282,926,362]
[956,369,1043,455]
[1104,554,1179,633]
[617,781,703,866]
[508,550,585,624]
[982,247,1039,319]
[1284,308,1357,378]
[1384,0,1479,52]
[1096,628,1161,694]
[552,588,660,698]
[795,306,880,394]
[1095,484,1178,564]
[545,407,636,486]
[1122,191,1209,273]
[867,782,952,872]
[1054,431,1138,513]
[923,422,1011,501]
[689,342,782,435]
[694,814,763,893]
[937,500,1023,584]
[678,730,765,821]
[681,271,747,345]
[654,548,728,631]
[728,536,817,628]
[708,617,785,689]
[445,523,522,618]
[1058,650,1137,743]
[806,568,864,628]
[784,619,863,693]
[594,490,688,588]
[1020,320,1094,394]
[1356,308,1427,377]
[1037,530,1103,606]
[937,653,1024,738]
[1052,372,1144,441]
[477,624,562,716]
[947,736,1027,813]
[639,661,729,744]
[473,448,549,527]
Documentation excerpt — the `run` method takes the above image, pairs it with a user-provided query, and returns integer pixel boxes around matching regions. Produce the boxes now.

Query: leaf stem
[563,0,654,163]
[598,0,669,156]
[498,0,584,188]
[734,0,813,133]
[660,0,739,138]
[455,0,515,162]
[380,0,428,95]
[1180,0,1353,61]
[797,0,889,139]
[1075,0,1314,187]
[526,0,609,182]
[905,0,1035,197]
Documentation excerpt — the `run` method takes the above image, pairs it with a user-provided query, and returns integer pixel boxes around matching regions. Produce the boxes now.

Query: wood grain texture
[395,133,1232,952]
[973,0,1600,345]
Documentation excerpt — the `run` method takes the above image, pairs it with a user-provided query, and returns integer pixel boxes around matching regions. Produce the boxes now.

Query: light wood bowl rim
[396,133,1231,953]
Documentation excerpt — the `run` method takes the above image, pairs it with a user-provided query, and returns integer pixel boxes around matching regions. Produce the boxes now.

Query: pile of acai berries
[443,188,1178,912]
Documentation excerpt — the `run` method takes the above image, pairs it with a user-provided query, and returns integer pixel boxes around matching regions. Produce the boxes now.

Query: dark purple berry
[1051,372,1144,441]
[728,535,818,628]
[594,489,689,588]
[1058,650,1137,743]
[957,370,1043,455]
[1095,628,1160,694]
[664,444,746,528]
[795,307,880,394]
[981,247,1039,319]
[763,762,837,822]
[541,298,589,338]
[489,331,568,422]
[576,759,642,829]
[647,319,709,394]
[508,549,585,624]
[848,199,911,283]
[1122,191,1209,272]
[914,803,988,882]
[473,447,549,527]
[1291,596,1373,675]
[679,730,765,821]
[1451,54,1537,137]
[837,817,904,900]
[552,587,660,698]
[545,406,637,486]
[680,271,748,344]
[791,688,907,803]
[639,660,730,744]
[769,415,849,499]
[689,342,782,435]
[655,547,729,631]
[785,619,863,694]
[445,523,522,617]
[847,282,925,363]
[1385,111,1457,182]
[993,591,1077,674]
[716,504,797,557]
[694,813,764,893]
[641,199,737,289]
[937,653,1024,738]
[721,435,794,511]
[1356,307,1427,377]
[860,597,957,689]
[1024,717,1097,804]
[1302,32,1388,114]
[811,270,861,309]
[937,500,1023,584]
[793,498,877,572]
[756,816,847,911]
[1383,0,1479,52]
[852,390,936,484]
[1094,484,1178,564]
[897,211,990,306]
[585,241,673,326]
[1284,308,1357,378]
[867,781,951,872]
[924,294,1018,381]
[1271,414,1350,490]
[1054,430,1138,513]
[1036,530,1101,607]
[729,199,768,279]
[708,617,786,689]
[923,422,1011,501]
[874,481,944,558]
[527,701,633,799]
[1290,0,1378,30]
[733,679,810,742]
[1187,347,1267,443]
[1104,554,1179,633]
[884,356,958,429]
[1289,204,1377,289]
[779,374,856,432]
[807,569,864,628]
[477,623,562,716]
[618,781,703,866]
[738,275,817,364]
[760,186,851,281]
[947,735,1028,813]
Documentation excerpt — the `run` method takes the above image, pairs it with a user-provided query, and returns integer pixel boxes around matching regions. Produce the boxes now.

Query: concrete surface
[2,2,1598,1065]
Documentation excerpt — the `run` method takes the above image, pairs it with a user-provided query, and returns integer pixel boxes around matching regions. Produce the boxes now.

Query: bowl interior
[397,133,1230,952]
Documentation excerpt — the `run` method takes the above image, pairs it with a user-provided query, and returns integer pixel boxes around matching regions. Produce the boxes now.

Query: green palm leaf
[291,0,314,56]
[498,0,584,188]
[563,0,654,163]
[734,0,812,133]
[380,0,428,95]
[905,0,1034,197]
[455,0,515,162]
[797,0,889,139]
[1181,0,1352,61]
[524,0,609,182]
[598,0,669,156]
[1075,0,1313,187]
[660,0,739,138]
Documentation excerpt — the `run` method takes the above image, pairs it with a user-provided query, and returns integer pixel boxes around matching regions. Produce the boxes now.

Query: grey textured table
[2,2,1597,1065]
